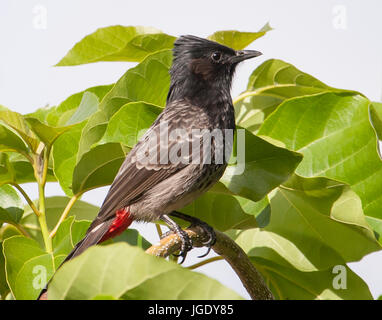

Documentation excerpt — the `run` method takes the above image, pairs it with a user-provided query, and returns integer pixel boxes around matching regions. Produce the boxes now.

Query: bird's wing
[92,101,204,225]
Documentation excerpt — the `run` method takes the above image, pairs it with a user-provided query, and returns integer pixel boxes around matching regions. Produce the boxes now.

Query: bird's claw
[160,228,193,264]
[172,228,193,264]
[160,212,216,264]
[191,220,216,258]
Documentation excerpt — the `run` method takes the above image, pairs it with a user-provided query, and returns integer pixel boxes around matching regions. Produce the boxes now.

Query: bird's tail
[37,207,133,300]
[37,219,114,300]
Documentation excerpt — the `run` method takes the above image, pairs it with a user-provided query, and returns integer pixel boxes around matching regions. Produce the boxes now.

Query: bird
[38,35,262,299]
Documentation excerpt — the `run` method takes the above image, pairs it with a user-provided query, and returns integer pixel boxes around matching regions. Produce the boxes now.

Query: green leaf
[253,257,372,300]
[231,174,379,299]
[72,143,126,195]
[0,224,22,241]
[53,123,86,196]
[0,242,9,298]
[3,236,57,300]
[0,124,29,155]
[47,243,243,300]
[369,102,382,142]
[46,84,113,127]
[21,196,99,244]
[181,192,258,231]
[0,153,16,186]
[234,59,338,133]
[77,50,172,158]
[220,128,302,202]
[110,228,152,250]
[102,102,162,147]
[25,105,55,123]
[235,176,380,273]
[25,118,73,148]
[53,216,90,257]
[56,25,175,66]
[66,92,100,125]
[259,92,382,225]
[0,110,39,152]
[0,185,24,224]
[208,23,272,50]
[365,216,382,242]
[0,152,54,186]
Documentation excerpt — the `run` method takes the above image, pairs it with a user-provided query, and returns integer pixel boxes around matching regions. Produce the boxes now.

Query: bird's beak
[231,50,262,63]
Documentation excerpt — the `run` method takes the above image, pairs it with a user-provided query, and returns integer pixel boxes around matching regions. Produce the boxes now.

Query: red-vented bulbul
[38,35,261,299]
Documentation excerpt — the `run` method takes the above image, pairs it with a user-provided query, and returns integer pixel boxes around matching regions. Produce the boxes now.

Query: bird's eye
[211,52,221,62]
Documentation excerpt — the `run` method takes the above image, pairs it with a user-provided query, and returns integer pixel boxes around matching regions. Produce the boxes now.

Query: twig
[11,183,40,217]
[145,226,274,300]
[187,256,223,270]
[49,194,80,238]
[8,222,30,238]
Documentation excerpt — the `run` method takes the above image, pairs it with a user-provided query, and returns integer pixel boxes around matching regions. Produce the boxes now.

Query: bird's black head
[168,35,262,105]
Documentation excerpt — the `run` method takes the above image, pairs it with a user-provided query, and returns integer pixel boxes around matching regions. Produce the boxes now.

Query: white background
[0,0,381,299]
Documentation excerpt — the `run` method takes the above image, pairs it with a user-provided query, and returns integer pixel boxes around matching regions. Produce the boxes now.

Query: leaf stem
[49,193,80,238]
[8,221,30,238]
[155,223,163,239]
[38,182,52,253]
[11,183,40,217]
[35,146,53,253]
[187,256,223,270]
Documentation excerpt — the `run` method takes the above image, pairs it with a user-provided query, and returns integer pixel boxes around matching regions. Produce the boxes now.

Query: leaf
[72,143,126,195]
[0,185,24,224]
[0,124,29,155]
[365,216,382,242]
[0,224,22,241]
[110,33,175,62]
[259,92,382,225]
[234,59,339,133]
[0,242,9,298]
[25,118,73,148]
[77,50,172,158]
[46,84,113,126]
[47,243,243,300]
[235,175,380,273]
[219,128,302,202]
[0,110,39,152]
[180,192,258,231]
[53,216,90,257]
[25,104,55,123]
[21,196,99,244]
[369,102,382,145]
[66,92,100,125]
[53,123,86,196]
[0,152,54,186]
[208,23,272,50]
[102,102,162,147]
[56,25,175,66]
[0,153,16,186]
[3,236,57,300]
[253,257,372,300]
[231,174,379,299]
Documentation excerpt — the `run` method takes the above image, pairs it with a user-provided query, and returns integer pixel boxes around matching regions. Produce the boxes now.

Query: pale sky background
[0,0,381,299]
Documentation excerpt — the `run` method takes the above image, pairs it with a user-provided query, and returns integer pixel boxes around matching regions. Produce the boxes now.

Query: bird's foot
[160,215,193,264]
[170,211,216,258]
[171,228,193,264]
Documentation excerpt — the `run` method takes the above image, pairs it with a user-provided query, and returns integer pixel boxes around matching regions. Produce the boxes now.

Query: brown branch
[145,225,274,300]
